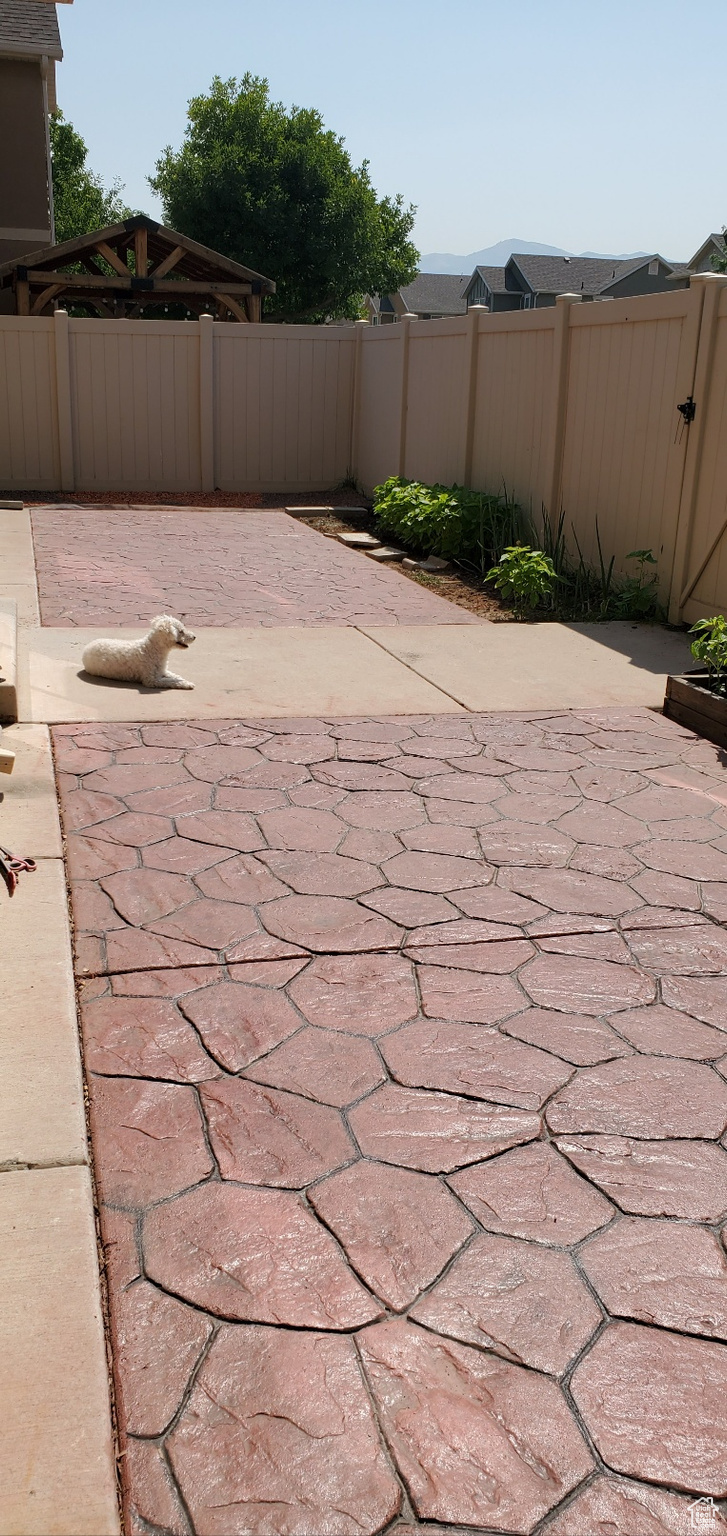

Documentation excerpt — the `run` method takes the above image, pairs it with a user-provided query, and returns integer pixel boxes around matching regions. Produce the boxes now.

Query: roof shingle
[0,0,62,58]
[508,254,633,296]
[399,273,469,315]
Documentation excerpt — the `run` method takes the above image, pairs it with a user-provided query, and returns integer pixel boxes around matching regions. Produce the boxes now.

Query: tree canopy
[50,113,131,244]
[712,232,727,274]
[149,75,419,322]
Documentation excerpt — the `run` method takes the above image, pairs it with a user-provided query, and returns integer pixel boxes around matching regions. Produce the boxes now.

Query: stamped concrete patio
[55,707,727,1536]
[3,500,727,1535]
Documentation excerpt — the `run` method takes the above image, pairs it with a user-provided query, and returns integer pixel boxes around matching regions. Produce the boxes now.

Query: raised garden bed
[664,671,727,750]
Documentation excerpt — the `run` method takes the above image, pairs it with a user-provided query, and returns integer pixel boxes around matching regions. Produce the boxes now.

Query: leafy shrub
[486,546,558,618]
[373,479,665,623]
[372,477,520,577]
[690,616,727,693]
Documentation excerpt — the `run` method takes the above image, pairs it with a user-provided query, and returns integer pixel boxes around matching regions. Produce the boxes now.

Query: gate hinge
[677,395,696,425]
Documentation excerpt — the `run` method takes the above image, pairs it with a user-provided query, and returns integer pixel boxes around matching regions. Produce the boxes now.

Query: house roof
[0,0,62,59]
[464,265,511,297]
[508,253,640,296]
[688,232,726,269]
[597,253,674,292]
[399,273,469,315]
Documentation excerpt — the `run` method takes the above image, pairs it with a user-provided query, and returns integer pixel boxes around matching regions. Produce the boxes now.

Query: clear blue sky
[56,0,725,262]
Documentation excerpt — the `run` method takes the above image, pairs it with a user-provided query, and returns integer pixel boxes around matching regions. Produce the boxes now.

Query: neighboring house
[500,252,679,307]
[368,250,686,325]
[0,0,68,268]
[686,232,726,273]
[365,273,468,323]
[463,265,521,312]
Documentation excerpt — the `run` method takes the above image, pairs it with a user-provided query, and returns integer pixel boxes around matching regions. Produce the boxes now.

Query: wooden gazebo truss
[0,214,275,320]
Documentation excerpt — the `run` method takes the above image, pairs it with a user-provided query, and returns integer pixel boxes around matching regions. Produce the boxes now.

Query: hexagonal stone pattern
[449,1140,614,1245]
[166,1326,402,1536]
[571,1321,727,1494]
[545,1476,727,1536]
[53,709,727,1532]
[358,1320,593,1529]
[410,1232,601,1374]
[580,1217,727,1339]
[309,1161,473,1310]
[199,1077,353,1186]
[143,1183,381,1327]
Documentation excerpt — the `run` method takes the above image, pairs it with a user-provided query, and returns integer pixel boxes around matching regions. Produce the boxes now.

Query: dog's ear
[151,614,176,639]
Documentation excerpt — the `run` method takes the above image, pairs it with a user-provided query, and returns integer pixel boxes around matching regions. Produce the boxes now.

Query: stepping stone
[402,554,451,572]
[367,546,406,561]
[336,531,382,548]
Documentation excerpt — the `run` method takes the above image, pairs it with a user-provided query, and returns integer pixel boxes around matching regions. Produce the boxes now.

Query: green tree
[711,229,727,273]
[149,74,419,322]
[50,112,131,243]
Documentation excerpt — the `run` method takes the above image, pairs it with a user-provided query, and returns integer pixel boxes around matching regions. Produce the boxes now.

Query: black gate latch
[677,395,696,425]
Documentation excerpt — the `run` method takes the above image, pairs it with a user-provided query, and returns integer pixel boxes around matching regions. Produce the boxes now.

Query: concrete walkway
[2,501,727,1536]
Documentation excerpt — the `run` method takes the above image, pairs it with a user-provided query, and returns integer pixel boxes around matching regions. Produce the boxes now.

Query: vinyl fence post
[199,313,215,493]
[398,314,416,478]
[463,305,488,486]
[53,307,74,493]
[545,293,581,523]
[349,318,367,485]
[668,273,727,624]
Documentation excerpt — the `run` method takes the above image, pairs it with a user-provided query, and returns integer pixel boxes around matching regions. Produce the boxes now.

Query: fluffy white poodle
[81,615,196,689]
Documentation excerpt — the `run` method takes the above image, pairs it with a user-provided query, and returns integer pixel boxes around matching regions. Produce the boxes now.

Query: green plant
[149,74,418,322]
[613,549,660,618]
[689,616,727,693]
[527,508,663,621]
[486,545,558,618]
[372,477,520,576]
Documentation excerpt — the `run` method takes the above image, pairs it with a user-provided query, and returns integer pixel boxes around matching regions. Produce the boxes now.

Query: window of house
[648,259,659,276]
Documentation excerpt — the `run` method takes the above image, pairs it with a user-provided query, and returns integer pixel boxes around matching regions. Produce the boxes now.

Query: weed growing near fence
[531,509,664,621]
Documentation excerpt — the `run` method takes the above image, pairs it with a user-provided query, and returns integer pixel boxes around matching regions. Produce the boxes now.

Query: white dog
[81,615,196,689]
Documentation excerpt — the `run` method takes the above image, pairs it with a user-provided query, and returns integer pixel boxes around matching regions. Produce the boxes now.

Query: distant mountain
[418,238,652,275]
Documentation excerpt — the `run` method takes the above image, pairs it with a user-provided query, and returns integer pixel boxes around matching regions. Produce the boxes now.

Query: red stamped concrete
[31,507,482,627]
[54,708,727,1531]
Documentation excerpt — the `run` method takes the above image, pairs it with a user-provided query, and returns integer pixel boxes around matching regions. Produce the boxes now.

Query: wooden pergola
[0,214,275,320]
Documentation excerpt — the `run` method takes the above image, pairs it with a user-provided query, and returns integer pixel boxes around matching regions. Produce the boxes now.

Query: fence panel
[404,318,469,487]
[559,292,698,584]
[69,320,201,491]
[680,284,727,622]
[0,317,59,488]
[356,326,403,491]
[468,309,555,516]
[215,324,356,491]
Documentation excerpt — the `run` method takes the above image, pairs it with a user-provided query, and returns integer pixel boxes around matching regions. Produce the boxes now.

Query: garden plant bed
[664,670,727,750]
